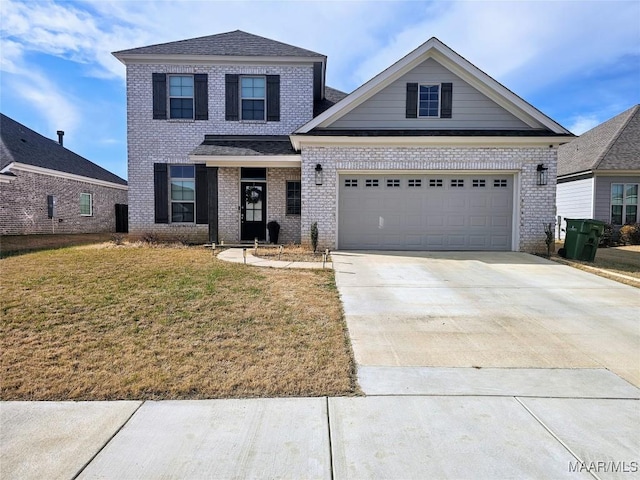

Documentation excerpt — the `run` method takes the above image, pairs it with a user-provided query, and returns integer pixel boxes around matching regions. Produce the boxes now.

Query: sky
[1,0,639,181]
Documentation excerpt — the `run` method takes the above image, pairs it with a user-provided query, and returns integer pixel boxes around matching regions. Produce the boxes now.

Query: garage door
[338,174,513,250]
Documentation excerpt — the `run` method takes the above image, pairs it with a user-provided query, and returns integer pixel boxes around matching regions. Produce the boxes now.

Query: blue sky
[1,0,639,181]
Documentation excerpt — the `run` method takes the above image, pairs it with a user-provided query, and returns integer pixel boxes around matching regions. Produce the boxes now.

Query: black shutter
[225,74,239,121]
[153,163,168,223]
[440,82,452,118]
[406,83,418,118]
[152,73,167,120]
[195,164,208,224]
[194,74,208,121]
[266,75,280,122]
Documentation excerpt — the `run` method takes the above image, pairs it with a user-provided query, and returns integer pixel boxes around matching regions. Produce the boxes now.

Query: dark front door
[241,182,266,241]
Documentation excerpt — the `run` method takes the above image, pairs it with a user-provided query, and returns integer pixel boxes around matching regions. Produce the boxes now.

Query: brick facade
[300,146,557,253]
[126,63,313,240]
[0,169,127,235]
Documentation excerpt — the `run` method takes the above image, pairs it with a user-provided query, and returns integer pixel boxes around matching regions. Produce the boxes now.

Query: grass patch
[0,233,115,258]
[253,245,330,263]
[1,245,358,400]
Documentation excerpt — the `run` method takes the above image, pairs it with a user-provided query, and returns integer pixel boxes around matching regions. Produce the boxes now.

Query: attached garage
[338,173,514,250]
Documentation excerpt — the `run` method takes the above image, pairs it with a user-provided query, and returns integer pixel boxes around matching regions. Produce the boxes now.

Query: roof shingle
[114,30,325,58]
[558,105,640,176]
[1,113,127,186]
[191,136,297,156]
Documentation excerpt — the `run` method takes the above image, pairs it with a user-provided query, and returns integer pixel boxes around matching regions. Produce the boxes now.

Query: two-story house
[113,30,572,252]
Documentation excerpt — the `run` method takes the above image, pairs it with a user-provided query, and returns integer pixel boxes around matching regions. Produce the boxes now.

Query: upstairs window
[169,76,194,119]
[611,183,638,225]
[241,77,266,120]
[170,165,195,223]
[419,85,439,117]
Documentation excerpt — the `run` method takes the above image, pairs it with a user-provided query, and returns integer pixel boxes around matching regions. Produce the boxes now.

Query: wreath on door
[246,187,262,204]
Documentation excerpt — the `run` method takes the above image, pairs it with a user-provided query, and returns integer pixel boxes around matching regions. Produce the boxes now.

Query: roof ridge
[592,105,639,170]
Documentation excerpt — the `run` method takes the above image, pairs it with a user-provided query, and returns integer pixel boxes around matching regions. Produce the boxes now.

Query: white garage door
[338,174,513,250]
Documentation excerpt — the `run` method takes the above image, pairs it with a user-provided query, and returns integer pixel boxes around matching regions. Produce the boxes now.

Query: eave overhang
[0,163,128,190]
[188,155,301,168]
[290,134,571,150]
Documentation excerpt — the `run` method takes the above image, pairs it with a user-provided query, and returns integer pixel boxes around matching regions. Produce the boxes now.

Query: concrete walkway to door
[332,251,640,388]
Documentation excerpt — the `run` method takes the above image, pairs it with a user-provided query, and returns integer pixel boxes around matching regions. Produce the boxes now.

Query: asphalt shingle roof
[314,86,349,117]
[114,30,325,58]
[558,105,640,176]
[0,113,127,186]
[191,136,297,156]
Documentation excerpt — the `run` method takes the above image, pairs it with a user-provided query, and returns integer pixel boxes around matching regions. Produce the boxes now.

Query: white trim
[0,173,17,184]
[114,53,324,66]
[593,170,640,176]
[296,38,570,135]
[290,134,566,150]
[0,163,128,190]
[80,192,93,217]
[191,155,301,168]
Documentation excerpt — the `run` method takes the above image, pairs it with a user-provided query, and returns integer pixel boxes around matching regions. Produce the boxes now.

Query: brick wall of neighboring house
[0,169,127,235]
[126,63,314,238]
[300,146,557,253]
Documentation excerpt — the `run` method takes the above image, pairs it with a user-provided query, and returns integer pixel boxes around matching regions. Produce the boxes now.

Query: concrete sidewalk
[217,247,332,269]
[2,370,639,480]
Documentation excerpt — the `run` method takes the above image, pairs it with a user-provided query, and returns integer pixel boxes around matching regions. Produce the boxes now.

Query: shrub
[310,222,318,253]
[619,223,640,245]
[599,223,615,247]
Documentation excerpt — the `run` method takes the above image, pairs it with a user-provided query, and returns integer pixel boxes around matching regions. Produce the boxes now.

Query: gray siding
[329,58,531,130]
[556,178,594,239]
[594,175,640,223]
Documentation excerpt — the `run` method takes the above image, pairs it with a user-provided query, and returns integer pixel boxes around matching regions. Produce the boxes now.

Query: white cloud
[567,115,601,135]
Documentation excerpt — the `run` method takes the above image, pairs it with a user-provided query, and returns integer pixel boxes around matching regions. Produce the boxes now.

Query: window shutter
[194,74,208,121]
[266,75,280,122]
[153,163,168,223]
[225,74,239,121]
[441,82,452,118]
[195,164,208,224]
[406,83,418,118]
[152,73,167,120]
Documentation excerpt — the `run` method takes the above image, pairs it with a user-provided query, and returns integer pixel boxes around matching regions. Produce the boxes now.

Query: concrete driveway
[333,252,640,388]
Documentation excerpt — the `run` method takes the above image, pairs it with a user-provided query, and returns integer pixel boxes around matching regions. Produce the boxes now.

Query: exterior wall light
[315,163,323,185]
[536,163,548,186]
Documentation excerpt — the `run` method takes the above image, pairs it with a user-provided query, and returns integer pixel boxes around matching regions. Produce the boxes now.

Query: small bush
[619,223,640,245]
[599,223,614,247]
[111,234,125,246]
[141,232,159,244]
[310,222,319,253]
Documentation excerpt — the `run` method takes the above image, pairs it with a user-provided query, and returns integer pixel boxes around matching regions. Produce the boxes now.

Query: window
[170,165,195,222]
[494,179,508,188]
[241,76,265,120]
[80,193,92,216]
[611,183,638,225]
[286,181,301,215]
[473,179,486,188]
[429,179,443,187]
[386,179,400,188]
[345,179,358,187]
[451,179,464,188]
[169,76,194,119]
[408,179,422,187]
[419,84,439,117]
[365,179,379,187]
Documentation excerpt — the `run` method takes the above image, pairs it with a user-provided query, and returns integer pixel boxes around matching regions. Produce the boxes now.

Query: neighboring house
[556,105,639,238]
[0,114,128,235]
[113,30,572,252]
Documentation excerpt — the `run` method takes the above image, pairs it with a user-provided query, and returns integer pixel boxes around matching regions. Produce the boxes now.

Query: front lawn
[1,244,358,400]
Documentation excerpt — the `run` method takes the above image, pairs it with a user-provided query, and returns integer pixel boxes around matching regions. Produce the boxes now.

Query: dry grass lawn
[253,245,330,262]
[0,233,115,257]
[1,244,358,400]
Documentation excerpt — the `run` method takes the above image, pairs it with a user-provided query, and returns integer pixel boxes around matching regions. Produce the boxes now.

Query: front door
[241,182,267,241]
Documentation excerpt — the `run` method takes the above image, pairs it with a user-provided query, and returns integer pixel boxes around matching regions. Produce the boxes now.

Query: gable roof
[113,30,325,60]
[296,37,571,135]
[0,113,127,186]
[557,105,640,176]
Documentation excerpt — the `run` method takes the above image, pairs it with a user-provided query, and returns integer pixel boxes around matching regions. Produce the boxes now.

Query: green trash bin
[561,219,605,261]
